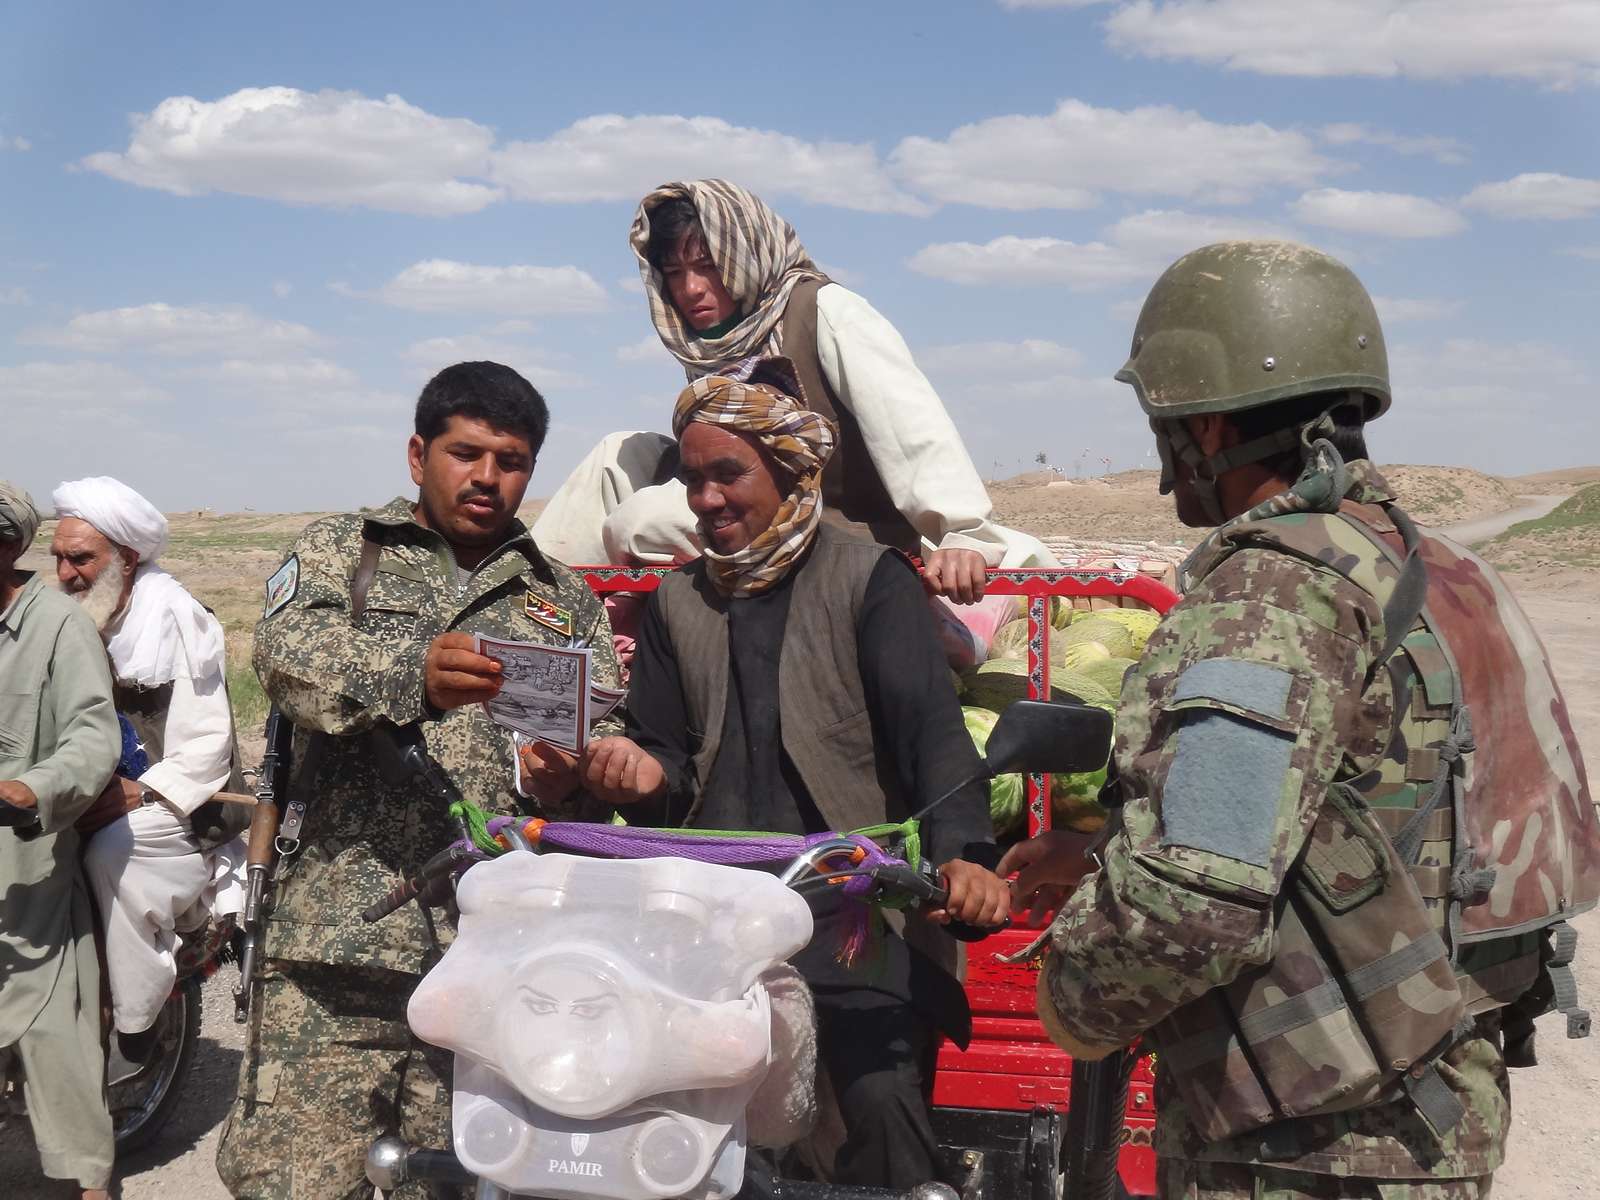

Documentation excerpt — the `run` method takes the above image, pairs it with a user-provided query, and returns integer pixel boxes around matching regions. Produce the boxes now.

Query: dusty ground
[3,472,1598,1197]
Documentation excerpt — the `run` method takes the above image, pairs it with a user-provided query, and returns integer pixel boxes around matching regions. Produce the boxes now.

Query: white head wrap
[51,476,169,563]
[51,476,223,686]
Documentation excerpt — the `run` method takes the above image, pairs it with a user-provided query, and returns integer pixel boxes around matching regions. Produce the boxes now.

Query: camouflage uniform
[1037,462,1506,1198]
[217,497,620,1200]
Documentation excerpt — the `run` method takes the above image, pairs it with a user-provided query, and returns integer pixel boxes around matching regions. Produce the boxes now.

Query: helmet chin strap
[1152,393,1362,524]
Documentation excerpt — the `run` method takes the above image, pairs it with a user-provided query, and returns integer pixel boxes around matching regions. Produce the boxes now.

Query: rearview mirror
[984,700,1113,777]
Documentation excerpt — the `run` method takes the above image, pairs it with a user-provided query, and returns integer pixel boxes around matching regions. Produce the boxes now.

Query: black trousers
[813,996,942,1190]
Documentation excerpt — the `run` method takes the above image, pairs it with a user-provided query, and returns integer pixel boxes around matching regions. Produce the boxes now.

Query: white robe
[532,284,1054,569]
[84,586,246,1035]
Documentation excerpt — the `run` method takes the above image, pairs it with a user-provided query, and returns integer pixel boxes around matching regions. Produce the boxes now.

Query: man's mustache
[457,489,502,511]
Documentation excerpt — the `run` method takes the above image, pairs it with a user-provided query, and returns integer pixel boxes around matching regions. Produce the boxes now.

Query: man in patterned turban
[571,357,1012,1192]
[531,178,1053,602]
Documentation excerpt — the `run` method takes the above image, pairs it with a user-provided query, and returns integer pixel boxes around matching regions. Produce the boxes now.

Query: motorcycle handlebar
[865,862,1009,943]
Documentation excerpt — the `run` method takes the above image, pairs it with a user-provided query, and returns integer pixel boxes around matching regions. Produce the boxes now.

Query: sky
[2,0,1598,513]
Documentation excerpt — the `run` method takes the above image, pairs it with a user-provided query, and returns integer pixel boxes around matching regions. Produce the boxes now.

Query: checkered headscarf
[631,179,825,379]
[672,358,838,597]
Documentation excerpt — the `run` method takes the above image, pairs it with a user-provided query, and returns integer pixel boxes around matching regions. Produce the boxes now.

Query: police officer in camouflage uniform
[1000,242,1597,1198]
[217,362,622,1199]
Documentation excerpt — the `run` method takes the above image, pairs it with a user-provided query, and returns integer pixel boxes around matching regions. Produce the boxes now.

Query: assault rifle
[233,706,295,1023]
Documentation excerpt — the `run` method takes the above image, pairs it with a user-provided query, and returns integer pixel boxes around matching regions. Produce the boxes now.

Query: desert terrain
[3,464,1598,1197]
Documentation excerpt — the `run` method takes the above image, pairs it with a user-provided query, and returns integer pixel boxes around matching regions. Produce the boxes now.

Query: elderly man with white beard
[50,476,247,1065]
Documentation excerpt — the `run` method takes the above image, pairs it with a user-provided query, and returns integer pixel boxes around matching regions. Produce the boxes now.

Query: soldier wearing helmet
[1002,241,1598,1198]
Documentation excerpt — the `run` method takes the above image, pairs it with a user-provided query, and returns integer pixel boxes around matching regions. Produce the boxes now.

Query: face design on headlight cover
[503,956,642,1111]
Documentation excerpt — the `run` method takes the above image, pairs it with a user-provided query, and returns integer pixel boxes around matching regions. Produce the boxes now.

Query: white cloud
[183,357,362,391]
[1,135,29,152]
[909,236,1144,288]
[81,87,502,216]
[1462,173,1600,220]
[402,334,587,391]
[271,280,293,299]
[813,262,864,288]
[1565,246,1600,261]
[890,99,1331,209]
[1318,122,1469,165]
[1396,338,1584,381]
[1378,337,1591,472]
[616,335,669,365]
[1373,296,1465,323]
[1291,188,1467,238]
[617,275,645,296]
[1102,0,1600,87]
[909,208,1298,288]
[1102,209,1301,261]
[997,0,1110,7]
[919,339,1086,378]
[492,114,925,215]
[0,285,30,305]
[0,361,170,417]
[22,302,323,357]
[367,260,607,315]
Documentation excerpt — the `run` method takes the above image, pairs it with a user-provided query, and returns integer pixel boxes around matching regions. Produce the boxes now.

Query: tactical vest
[1156,492,1600,1144]
[780,279,921,554]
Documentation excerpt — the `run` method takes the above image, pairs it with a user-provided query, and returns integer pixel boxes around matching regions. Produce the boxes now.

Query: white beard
[70,556,128,633]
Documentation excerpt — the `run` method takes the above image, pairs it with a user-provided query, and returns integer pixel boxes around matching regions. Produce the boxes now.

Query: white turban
[51,476,169,563]
[51,476,222,686]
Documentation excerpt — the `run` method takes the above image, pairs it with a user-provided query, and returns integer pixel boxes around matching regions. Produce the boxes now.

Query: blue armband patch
[1161,659,1297,869]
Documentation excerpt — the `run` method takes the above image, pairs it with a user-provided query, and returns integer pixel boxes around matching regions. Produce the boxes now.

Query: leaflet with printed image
[588,681,627,723]
[473,635,590,754]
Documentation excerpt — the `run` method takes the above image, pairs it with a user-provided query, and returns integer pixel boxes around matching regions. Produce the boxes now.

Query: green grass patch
[1490,484,1600,542]
[227,661,270,741]
[167,531,300,553]
[1483,484,1600,571]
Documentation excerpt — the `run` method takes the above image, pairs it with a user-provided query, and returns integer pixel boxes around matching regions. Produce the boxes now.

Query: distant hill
[989,463,1524,546]
[1512,466,1600,494]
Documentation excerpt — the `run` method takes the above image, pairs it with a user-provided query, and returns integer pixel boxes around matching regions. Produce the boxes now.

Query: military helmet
[1116,241,1390,421]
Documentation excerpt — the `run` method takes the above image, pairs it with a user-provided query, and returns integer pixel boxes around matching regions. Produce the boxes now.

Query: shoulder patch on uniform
[524,590,574,637]
[1172,657,1292,721]
[264,555,299,618]
[1162,658,1300,869]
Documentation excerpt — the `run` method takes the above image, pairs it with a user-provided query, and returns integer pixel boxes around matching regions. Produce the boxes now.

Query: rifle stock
[234,706,294,1023]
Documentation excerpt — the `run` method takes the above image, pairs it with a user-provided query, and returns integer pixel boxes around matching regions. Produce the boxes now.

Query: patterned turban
[631,179,825,379]
[672,357,838,597]
[0,481,40,551]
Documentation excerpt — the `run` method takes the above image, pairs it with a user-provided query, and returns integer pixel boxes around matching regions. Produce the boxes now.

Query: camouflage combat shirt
[254,497,621,976]
[1038,461,1509,1179]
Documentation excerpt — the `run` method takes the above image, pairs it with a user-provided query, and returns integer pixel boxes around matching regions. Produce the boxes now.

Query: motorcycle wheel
[110,976,201,1155]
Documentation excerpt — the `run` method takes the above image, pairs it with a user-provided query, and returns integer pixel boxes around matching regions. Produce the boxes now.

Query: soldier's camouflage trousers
[216,960,468,1200]
[1160,1161,1492,1199]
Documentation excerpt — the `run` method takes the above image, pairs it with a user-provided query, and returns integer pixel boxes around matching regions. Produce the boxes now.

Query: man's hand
[517,740,581,806]
[76,775,145,835]
[0,779,39,828]
[998,830,1100,926]
[927,858,1011,928]
[579,737,668,807]
[923,548,988,605]
[425,632,503,712]
[0,779,37,810]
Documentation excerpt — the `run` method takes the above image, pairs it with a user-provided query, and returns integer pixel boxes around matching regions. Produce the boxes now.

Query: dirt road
[1437,494,1569,547]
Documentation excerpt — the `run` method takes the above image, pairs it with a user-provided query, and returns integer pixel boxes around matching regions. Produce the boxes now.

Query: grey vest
[654,523,905,833]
